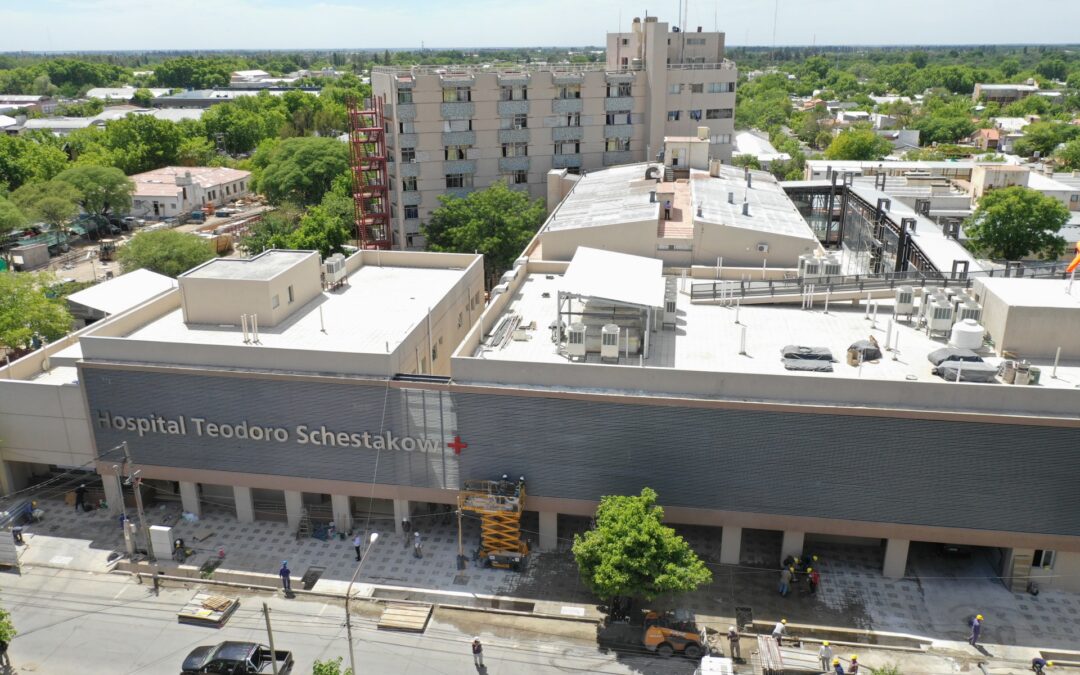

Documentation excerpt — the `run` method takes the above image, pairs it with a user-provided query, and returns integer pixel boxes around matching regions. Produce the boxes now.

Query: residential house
[128,166,252,219]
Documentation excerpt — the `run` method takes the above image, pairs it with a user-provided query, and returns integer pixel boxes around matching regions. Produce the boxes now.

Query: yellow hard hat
[781,619,787,624]
[822,641,829,646]
[976,614,983,620]
[813,555,819,561]
[789,566,795,572]
[833,659,840,665]
[1048,662,1054,667]
[851,655,858,661]
[807,567,813,572]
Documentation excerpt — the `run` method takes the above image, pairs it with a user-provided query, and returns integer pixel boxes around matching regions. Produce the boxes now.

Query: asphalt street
[1,567,696,674]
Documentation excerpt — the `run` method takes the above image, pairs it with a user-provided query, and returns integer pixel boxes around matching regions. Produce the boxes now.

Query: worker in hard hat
[818,641,834,672]
[1032,657,1053,674]
[969,614,983,647]
[832,658,844,675]
[727,626,741,661]
[848,655,860,674]
[808,567,820,594]
[772,618,787,646]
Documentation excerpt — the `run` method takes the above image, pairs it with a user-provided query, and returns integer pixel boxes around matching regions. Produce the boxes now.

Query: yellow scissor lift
[457,478,529,571]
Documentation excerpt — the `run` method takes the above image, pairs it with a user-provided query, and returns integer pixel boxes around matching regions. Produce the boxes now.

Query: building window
[445,145,470,160]
[500,85,528,101]
[446,173,473,188]
[502,142,528,158]
[713,133,732,144]
[621,38,629,46]
[500,113,528,129]
[402,176,417,192]
[287,285,294,304]
[690,83,704,94]
[558,84,581,99]
[707,108,733,119]
[397,89,413,104]
[443,87,471,102]
[400,147,416,162]
[404,205,419,219]
[686,37,707,45]
[606,82,632,97]
[1072,195,1079,202]
[1032,550,1056,569]
[271,294,280,309]
[502,170,528,184]
[605,138,631,152]
[667,110,681,121]
[554,141,580,155]
[606,112,632,125]
[443,118,472,132]
[564,112,581,127]
[689,109,702,121]
[399,121,415,133]
[668,83,681,95]
[707,82,735,93]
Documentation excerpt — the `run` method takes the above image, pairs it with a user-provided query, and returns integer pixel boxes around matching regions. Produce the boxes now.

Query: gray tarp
[781,345,834,361]
[934,360,999,382]
[927,347,982,367]
[849,340,883,362]
[783,358,834,372]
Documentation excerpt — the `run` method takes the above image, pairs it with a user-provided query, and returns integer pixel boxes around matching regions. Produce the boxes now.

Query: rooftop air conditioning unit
[567,323,587,359]
[500,269,516,285]
[927,295,954,337]
[490,282,509,299]
[894,285,915,319]
[756,243,769,253]
[821,253,842,277]
[663,294,677,329]
[798,253,820,279]
[955,298,982,324]
[601,324,621,361]
[324,253,347,286]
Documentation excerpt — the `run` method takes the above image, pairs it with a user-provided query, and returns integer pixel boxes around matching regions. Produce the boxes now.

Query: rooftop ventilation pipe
[727,191,735,204]
[746,172,753,189]
[649,190,657,203]
[742,201,750,216]
[241,314,249,343]
[252,314,260,344]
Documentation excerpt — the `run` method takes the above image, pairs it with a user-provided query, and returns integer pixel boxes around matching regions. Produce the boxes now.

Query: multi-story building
[371,15,737,249]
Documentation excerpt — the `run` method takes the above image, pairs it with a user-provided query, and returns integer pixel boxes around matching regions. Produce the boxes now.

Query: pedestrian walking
[471,637,484,667]
[663,199,672,220]
[353,533,362,561]
[74,484,87,512]
[772,618,787,646]
[969,614,983,646]
[832,658,844,675]
[279,561,292,593]
[818,641,833,672]
[848,655,859,674]
[0,638,9,667]
[779,566,793,596]
[808,567,820,594]
[1032,657,1053,674]
[727,626,741,661]
[413,531,423,559]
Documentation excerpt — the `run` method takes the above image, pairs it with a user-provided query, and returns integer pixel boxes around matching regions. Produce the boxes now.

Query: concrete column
[234,486,255,523]
[538,511,558,551]
[179,481,201,518]
[720,526,742,565]
[883,538,910,579]
[284,490,303,532]
[0,459,16,496]
[331,494,352,532]
[104,473,125,517]
[781,530,805,564]
[393,499,411,536]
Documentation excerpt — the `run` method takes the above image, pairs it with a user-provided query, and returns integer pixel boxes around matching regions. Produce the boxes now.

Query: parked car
[181,642,292,674]
[189,211,206,222]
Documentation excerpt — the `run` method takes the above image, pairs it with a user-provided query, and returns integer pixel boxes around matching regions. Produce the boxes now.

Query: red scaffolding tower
[347,96,392,250]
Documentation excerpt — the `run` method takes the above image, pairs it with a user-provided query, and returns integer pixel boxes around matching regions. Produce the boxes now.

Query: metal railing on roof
[372,63,642,76]
[666,60,737,71]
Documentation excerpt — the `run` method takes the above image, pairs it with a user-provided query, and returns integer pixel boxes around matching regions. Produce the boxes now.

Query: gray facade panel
[81,368,1080,537]
[552,99,583,115]
[552,126,585,142]
[497,100,529,116]
[498,128,531,144]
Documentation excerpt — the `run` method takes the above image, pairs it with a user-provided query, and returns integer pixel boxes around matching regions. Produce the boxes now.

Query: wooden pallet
[178,592,240,628]
[376,602,432,633]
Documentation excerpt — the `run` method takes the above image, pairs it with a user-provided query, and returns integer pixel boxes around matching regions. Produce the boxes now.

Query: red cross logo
[447,436,468,455]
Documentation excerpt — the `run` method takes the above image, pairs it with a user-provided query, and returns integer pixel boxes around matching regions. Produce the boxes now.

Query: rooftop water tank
[950,319,984,350]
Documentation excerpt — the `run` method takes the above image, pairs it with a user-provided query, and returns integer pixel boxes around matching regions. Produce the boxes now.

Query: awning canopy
[560,247,665,309]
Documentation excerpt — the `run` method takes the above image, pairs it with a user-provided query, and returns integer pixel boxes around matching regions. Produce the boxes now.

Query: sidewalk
[13,496,1080,652]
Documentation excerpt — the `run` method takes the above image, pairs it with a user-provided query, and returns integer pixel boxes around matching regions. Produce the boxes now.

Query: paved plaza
[12,494,1080,651]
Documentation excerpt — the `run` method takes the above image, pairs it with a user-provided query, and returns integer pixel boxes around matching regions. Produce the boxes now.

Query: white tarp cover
[66,268,174,315]
[560,247,665,308]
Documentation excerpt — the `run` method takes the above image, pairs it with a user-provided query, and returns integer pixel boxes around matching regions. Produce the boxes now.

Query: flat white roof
[183,250,312,281]
[561,247,665,308]
[124,264,467,356]
[693,166,816,239]
[66,269,175,315]
[980,277,1080,309]
[543,163,660,234]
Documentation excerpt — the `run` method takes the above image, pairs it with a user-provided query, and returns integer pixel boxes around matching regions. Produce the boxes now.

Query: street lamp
[345,532,379,675]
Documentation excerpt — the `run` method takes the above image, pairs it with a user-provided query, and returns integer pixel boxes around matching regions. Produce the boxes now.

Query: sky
[2,0,1079,52]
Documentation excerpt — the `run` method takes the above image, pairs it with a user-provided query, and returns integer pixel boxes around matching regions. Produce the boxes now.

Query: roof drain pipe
[241,314,249,344]
[252,314,260,345]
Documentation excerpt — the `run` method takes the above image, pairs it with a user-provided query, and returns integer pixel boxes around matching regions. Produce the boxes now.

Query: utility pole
[263,602,279,675]
[121,441,156,563]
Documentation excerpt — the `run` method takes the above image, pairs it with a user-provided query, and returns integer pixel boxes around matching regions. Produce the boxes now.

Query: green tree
[287,204,351,258]
[1036,58,1067,82]
[117,229,216,277]
[1056,139,1080,170]
[0,602,17,644]
[0,271,73,351]
[17,139,70,185]
[101,114,182,174]
[131,87,154,107]
[240,204,302,255]
[312,657,352,675]
[824,127,893,160]
[0,196,26,233]
[424,180,545,280]
[255,137,349,206]
[177,136,217,167]
[572,488,712,603]
[965,186,1069,260]
[55,165,133,220]
[1014,122,1080,158]
[11,180,81,232]
[908,51,928,69]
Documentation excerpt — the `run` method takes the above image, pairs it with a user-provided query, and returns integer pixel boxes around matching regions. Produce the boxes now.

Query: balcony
[446,187,474,199]
[497,72,530,86]
[552,98,583,114]
[552,71,585,85]
[499,156,530,172]
[440,102,475,119]
[552,126,584,142]
[603,150,635,166]
[401,191,422,206]
[497,100,529,116]
[398,161,420,177]
[443,159,476,174]
[397,133,418,147]
[605,70,636,83]
[552,154,582,169]
[603,124,635,139]
[395,103,417,121]
[604,96,634,112]
[498,128,530,144]
[442,130,476,146]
